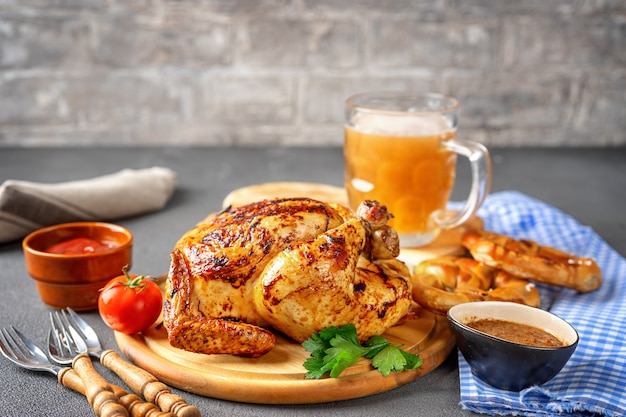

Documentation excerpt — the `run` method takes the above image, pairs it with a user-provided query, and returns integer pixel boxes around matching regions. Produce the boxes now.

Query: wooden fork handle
[72,353,129,417]
[100,349,200,417]
[58,366,85,393]
[58,368,176,417]
[111,386,177,417]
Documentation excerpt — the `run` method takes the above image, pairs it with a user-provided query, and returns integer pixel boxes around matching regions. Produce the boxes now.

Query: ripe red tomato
[98,266,163,334]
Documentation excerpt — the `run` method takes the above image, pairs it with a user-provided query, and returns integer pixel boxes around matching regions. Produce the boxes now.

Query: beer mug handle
[435,139,491,228]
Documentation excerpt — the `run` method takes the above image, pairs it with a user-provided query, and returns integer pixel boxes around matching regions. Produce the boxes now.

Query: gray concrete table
[1,146,624,417]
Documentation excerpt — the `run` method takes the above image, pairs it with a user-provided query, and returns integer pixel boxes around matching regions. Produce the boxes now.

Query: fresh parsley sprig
[302,324,422,379]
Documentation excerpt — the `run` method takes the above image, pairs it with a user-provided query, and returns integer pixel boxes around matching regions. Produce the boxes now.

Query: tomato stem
[118,265,148,293]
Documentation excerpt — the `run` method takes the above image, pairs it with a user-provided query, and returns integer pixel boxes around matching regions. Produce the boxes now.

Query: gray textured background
[0,0,624,147]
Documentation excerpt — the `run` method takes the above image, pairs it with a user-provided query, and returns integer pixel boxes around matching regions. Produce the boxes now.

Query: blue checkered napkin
[457,191,626,417]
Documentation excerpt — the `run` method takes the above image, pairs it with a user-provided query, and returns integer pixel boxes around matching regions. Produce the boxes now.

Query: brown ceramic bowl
[23,222,133,311]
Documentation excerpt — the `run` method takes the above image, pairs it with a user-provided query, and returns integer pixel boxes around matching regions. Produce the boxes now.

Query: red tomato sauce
[44,237,117,255]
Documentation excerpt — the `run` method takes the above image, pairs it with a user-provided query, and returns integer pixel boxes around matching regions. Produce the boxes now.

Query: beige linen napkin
[0,167,177,244]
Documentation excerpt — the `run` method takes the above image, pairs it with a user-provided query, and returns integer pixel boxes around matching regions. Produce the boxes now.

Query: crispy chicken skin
[164,198,412,358]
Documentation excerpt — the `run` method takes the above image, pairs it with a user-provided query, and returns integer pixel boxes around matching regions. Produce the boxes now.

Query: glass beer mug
[344,91,491,247]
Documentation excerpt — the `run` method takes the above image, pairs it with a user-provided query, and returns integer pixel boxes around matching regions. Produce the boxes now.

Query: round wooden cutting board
[115,182,479,404]
[115,304,454,404]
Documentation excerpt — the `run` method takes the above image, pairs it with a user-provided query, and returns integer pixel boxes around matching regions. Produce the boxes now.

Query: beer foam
[351,112,453,136]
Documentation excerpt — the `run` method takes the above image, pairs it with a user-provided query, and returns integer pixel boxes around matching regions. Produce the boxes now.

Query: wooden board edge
[114,315,455,405]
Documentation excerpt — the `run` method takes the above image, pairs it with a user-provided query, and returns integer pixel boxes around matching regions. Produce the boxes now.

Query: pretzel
[462,230,602,293]
[411,256,540,314]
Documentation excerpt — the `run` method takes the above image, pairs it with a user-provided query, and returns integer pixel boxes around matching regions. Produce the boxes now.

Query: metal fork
[0,326,128,417]
[59,308,200,417]
[49,311,176,417]
[48,311,89,364]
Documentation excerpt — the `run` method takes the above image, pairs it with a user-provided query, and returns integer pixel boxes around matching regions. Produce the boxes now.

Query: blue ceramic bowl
[447,301,578,391]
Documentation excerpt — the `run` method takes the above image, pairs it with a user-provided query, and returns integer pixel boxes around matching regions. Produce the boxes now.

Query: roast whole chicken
[163,198,412,358]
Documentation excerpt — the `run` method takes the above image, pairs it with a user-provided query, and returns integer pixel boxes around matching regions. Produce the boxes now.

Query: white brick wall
[0,0,624,147]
